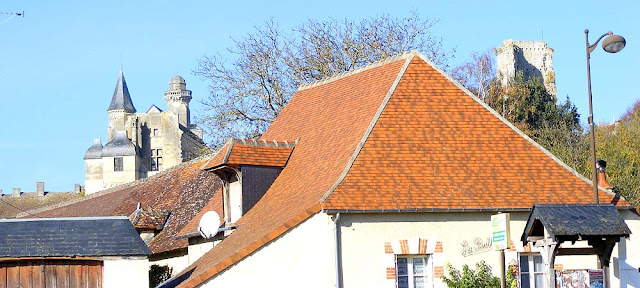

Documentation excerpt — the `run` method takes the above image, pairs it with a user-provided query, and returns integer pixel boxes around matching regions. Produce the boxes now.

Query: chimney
[74,184,82,193]
[596,160,612,189]
[12,188,21,197]
[37,181,45,197]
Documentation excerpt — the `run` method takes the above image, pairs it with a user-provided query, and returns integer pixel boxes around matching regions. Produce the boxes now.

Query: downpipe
[333,212,342,288]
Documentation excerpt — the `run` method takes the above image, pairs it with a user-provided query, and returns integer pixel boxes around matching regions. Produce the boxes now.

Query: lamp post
[585,29,626,203]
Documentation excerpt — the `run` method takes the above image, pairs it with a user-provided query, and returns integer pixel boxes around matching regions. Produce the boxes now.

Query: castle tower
[107,68,137,141]
[84,138,104,193]
[494,40,557,96]
[101,130,140,189]
[84,70,207,195]
[164,76,192,128]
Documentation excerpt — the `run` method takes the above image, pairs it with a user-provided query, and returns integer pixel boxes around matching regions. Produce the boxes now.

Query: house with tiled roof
[158,51,640,288]
[21,157,222,287]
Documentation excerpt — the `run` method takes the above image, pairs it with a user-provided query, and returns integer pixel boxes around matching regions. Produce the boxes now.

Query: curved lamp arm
[586,29,613,54]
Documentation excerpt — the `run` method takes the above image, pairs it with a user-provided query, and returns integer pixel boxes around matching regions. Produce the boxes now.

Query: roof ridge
[297,51,415,92]
[18,153,213,218]
[232,138,298,148]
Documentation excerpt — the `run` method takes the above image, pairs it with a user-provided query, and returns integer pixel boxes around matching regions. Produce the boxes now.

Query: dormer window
[202,139,296,225]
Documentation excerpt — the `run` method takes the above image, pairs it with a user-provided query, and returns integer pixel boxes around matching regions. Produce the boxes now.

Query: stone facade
[84,70,207,194]
[495,39,557,96]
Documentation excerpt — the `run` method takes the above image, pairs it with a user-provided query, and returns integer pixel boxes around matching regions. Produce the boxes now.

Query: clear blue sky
[1,0,638,194]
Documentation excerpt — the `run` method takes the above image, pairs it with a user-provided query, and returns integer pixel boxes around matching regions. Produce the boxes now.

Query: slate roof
[154,51,632,287]
[202,139,296,170]
[0,217,150,257]
[25,158,222,255]
[84,138,103,160]
[102,130,137,157]
[108,68,136,112]
[521,204,632,244]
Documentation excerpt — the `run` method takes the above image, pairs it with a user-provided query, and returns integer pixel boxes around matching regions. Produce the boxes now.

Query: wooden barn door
[0,260,103,288]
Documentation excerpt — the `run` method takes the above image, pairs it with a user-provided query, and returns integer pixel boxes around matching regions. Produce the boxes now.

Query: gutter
[333,212,342,288]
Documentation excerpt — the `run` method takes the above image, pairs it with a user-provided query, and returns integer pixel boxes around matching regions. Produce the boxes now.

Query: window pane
[397,258,408,275]
[414,275,425,288]
[397,276,408,288]
[520,255,529,272]
[413,258,425,275]
[534,273,544,288]
[533,256,543,272]
[157,149,162,156]
[520,274,531,288]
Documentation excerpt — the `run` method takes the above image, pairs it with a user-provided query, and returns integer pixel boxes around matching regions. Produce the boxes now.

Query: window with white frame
[519,254,544,288]
[396,255,433,288]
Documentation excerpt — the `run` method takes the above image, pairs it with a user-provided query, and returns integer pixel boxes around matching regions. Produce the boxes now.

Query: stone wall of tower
[495,40,556,96]
[84,158,104,194]
[101,155,139,189]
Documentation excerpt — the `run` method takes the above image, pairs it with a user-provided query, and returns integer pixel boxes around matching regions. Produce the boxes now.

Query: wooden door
[0,260,102,288]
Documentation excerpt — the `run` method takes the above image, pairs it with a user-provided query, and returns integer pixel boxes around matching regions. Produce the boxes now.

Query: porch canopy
[521,204,631,287]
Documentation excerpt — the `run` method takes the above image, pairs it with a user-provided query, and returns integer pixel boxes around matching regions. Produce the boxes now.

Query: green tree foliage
[194,12,454,146]
[442,261,501,288]
[482,72,586,172]
[595,100,640,207]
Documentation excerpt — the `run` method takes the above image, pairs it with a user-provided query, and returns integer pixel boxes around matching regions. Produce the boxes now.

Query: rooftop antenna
[0,11,24,25]
[541,27,544,42]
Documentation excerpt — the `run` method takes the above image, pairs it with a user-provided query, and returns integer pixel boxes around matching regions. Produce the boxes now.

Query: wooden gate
[0,260,103,288]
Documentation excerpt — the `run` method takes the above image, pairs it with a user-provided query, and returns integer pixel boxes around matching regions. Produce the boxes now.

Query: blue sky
[0,0,638,194]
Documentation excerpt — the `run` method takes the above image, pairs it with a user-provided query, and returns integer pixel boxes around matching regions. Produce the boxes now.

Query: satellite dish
[198,211,221,239]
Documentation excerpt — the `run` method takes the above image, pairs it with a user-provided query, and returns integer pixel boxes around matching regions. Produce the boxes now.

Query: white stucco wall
[151,253,190,278]
[338,211,640,288]
[188,241,214,265]
[103,257,149,288]
[199,213,336,288]
[190,209,640,288]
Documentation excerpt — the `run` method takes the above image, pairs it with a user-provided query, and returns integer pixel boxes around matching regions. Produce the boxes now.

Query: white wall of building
[199,213,336,288]
[103,257,149,288]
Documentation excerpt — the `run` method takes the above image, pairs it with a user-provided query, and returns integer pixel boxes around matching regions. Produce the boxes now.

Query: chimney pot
[596,159,612,189]
[37,181,45,196]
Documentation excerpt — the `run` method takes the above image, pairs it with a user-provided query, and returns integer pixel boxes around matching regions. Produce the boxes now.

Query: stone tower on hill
[84,70,207,194]
[494,40,557,96]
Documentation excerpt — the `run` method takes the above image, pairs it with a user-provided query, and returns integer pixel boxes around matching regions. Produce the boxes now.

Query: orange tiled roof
[129,208,170,230]
[202,139,296,170]
[168,52,628,287]
[25,158,222,255]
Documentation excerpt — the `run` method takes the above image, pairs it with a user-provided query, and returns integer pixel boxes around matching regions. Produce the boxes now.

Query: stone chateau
[495,39,557,96]
[83,70,207,194]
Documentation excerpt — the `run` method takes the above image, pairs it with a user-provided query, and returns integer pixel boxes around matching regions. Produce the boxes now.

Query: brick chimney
[37,181,45,197]
[596,160,612,189]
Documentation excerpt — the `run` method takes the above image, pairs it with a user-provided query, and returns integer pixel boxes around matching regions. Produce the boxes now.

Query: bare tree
[194,12,454,146]
[450,50,495,101]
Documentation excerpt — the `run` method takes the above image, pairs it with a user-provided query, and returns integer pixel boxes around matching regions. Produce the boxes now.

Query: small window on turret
[153,129,159,136]
[114,157,123,172]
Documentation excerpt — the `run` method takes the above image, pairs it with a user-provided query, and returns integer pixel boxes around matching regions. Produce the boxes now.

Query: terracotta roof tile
[26,158,222,254]
[202,139,296,170]
[129,208,170,230]
[166,52,629,287]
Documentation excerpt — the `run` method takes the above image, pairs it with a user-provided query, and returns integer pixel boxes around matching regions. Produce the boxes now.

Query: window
[520,254,544,288]
[396,255,432,288]
[153,129,159,136]
[150,149,163,171]
[114,157,123,172]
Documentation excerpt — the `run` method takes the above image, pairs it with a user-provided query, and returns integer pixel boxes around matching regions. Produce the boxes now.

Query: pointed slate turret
[108,68,136,112]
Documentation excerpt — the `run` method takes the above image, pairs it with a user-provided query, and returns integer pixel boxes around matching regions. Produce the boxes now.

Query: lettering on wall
[460,237,492,257]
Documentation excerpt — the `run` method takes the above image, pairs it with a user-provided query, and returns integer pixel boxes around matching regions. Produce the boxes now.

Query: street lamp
[585,29,626,203]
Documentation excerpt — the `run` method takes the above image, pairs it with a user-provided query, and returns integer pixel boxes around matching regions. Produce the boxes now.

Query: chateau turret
[83,70,207,194]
